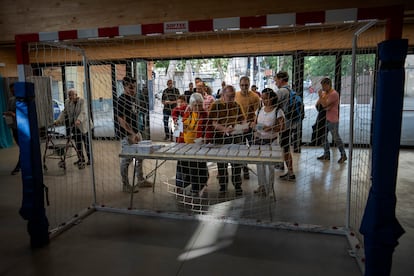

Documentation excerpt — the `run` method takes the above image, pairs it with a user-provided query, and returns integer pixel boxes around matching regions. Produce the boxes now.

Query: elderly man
[208,85,247,196]
[55,88,91,169]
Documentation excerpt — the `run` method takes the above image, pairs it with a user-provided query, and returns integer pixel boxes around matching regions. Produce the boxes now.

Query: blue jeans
[323,121,346,156]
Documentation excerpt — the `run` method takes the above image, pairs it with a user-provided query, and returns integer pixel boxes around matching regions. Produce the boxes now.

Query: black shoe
[176,187,184,195]
[274,162,284,170]
[11,167,20,175]
[235,189,243,196]
[317,155,330,160]
[164,136,170,141]
[78,162,86,169]
[338,155,348,164]
[73,160,80,165]
[219,185,227,194]
[86,160,91,166]
[279,173,296,181]
[243,166,250,179]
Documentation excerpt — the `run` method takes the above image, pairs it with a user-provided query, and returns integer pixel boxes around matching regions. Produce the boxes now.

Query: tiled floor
[1,144,413,276]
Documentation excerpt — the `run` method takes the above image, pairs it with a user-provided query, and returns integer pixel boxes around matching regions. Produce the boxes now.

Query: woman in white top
[252,88,285,196]
[253,88,285,145]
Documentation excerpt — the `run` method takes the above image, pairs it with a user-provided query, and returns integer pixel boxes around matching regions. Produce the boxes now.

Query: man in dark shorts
[274,71,296,181]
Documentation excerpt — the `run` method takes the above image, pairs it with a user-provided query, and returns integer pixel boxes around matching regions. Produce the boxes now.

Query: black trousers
[213,133,243,189]
[310,111,327,146]
[176,160,209,192]
[72,127,90,162]
[217,162,242,189]
[163,112,172,137]
[12,128,20,169]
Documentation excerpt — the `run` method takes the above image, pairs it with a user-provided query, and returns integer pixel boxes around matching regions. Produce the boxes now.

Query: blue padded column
[359,39,407,276]
[15,82,49,248]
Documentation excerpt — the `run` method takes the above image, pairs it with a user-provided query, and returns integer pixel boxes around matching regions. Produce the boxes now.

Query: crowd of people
[151,73,347,197]
[3,73,347,198]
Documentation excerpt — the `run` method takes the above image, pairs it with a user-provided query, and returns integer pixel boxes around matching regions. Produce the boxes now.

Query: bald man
[55,89,92,169]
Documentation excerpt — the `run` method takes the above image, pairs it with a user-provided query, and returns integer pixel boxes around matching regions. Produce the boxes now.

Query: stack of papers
[231,123,250,135]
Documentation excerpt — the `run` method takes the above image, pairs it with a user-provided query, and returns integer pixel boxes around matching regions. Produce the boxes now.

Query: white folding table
[120,143,283,207]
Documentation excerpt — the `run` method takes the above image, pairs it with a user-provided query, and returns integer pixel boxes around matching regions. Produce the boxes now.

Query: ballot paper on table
[231,122,250,135]
[173,117,183,138]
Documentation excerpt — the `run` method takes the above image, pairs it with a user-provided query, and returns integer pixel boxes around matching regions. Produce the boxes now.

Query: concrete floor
[1,144,413,276]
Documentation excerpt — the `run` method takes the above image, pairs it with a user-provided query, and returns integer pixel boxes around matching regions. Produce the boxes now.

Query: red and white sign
[164,21,189,33]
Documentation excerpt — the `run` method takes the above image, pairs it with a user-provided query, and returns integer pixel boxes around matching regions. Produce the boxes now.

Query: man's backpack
[285,87,305,123]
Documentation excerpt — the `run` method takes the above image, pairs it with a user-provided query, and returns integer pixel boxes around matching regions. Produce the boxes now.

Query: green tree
[175,60,186,71]
[211,58,229,79]
[304,56,335,79]
[156,58,230,79]
[154,60,169,69]
[261,56,292,72]
[341,54,375,76]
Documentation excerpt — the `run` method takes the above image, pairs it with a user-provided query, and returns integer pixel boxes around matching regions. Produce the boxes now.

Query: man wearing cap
[117,76,152,192]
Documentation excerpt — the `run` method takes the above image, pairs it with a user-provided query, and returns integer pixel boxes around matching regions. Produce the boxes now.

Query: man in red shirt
[316,77,347,164]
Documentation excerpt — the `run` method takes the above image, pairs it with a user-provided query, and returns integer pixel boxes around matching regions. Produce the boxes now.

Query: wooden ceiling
[1,0,413,44]
[1,0,413,76]
[26,23,399,62]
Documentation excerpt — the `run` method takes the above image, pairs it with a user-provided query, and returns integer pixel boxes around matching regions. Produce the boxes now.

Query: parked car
[53,99,64,120]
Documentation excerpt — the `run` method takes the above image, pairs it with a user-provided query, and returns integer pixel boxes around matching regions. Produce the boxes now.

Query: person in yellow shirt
[235,76,261,179]
[175,93,209,196]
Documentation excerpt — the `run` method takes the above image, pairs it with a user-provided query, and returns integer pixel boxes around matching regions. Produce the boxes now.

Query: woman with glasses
[175,93,209,197]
